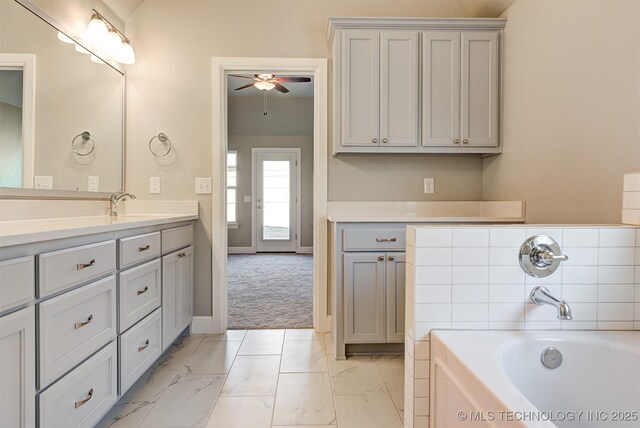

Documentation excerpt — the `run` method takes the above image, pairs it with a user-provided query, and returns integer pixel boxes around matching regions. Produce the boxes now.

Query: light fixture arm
[90,9,130,44]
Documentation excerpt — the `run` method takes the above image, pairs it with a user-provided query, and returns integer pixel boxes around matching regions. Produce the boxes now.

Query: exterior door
[255,150,298,252]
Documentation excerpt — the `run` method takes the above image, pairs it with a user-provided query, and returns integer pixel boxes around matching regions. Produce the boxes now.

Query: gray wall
[228,96,314,249]
[483,0,640,223]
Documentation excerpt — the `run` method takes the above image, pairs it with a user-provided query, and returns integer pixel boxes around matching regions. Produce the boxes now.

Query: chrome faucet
[530,286,572,320]
[109,192,136,217]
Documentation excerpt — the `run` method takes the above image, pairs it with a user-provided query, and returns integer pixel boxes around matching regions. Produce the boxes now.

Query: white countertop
[0,214,198,247]
[327,215,525,223]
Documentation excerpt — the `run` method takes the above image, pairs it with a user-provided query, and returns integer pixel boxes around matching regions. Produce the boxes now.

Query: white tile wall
[404,225,640,428]
[623,173,640,225]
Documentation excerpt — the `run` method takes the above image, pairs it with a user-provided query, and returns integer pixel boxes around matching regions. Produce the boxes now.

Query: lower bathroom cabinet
[0,219,195,427]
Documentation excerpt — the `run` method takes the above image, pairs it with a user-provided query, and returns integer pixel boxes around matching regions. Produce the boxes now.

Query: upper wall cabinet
[423,31,499,149]
[340,30,419,149]
[328,18,506,155]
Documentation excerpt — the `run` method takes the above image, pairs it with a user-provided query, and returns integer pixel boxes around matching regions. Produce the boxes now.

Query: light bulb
[254,81,275,91]
[75,43,91,54]
[57,31,75,44]
[104,30,123,58]
[116,41,135,64]
[86,17,108,45]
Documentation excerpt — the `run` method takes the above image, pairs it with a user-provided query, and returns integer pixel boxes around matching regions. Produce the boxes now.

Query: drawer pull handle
[377,256,385,261]
[375,238,397,242]
[74,388,93,409]
[177,252,186,258]
[76,259,96,270]
[388,256,395,261]
[138,339,150,352]
[74,315,94,330]
[137,286,149,296]
[138,245,151,252]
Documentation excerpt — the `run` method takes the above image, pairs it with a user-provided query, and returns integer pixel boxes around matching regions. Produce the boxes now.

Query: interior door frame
[212,57,329,334]
[251,148,302,253]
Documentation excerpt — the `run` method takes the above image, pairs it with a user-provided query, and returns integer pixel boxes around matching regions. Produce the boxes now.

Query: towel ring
[72,131,95,156]
[149,132,172,157]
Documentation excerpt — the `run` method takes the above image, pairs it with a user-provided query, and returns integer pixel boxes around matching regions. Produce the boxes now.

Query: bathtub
[430,330,640,428]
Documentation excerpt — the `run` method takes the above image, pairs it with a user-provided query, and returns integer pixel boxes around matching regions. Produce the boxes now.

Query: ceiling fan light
[254,81,275,91]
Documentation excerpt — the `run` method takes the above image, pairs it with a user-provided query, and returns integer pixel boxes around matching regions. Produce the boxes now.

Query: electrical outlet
[88,176,99,192]
[35,176,53,190]
[424,178,435,194]
[150,177,161,194]
[243,195,251,203]
[195,177,212,194]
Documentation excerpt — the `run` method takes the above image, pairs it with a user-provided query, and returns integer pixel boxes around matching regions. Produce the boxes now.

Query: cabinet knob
[76,259,96,270]
[388,256,395,261]
[377,256,384,261]
[178,252,186,258]
[453,139,459,144]
[74,388,94,409]
[138,339,150,352]
[137,286,149,296]
[463,139,469,144]
[371,138,378,144]
[74,315,94,330]
[138,245,150,252]
[382,138,388,144]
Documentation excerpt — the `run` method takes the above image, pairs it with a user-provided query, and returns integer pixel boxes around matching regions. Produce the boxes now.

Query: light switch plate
[35,176,53,190]
[243,195,251,203]
[424,178,435,194]
[150,177,161,194]
[88,176,99,192]
[195,178,212,194]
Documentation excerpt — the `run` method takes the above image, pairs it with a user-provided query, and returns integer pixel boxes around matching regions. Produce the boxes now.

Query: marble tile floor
[98,329,404,428]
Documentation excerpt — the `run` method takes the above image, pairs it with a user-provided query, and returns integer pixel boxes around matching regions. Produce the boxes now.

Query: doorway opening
[212,58,328,333]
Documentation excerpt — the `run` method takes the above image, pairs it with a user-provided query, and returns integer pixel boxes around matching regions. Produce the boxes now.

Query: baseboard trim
[191,316,214,334]
[298,246,313,254]
[227,247,255,254]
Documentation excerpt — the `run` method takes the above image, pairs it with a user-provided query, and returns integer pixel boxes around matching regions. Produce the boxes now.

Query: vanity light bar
[89,9,131,44]
[84,9,135,65]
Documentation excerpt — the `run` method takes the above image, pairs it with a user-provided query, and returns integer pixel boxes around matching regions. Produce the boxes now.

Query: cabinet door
[422,31,460,147]
[177,246,194,334]
[162,247,193,351]
[0,306,35,428]
[461,31,499,147]
[341,30,380,147]
[343,253,385,343]
[385,253,406,342]
[380,31,419,147]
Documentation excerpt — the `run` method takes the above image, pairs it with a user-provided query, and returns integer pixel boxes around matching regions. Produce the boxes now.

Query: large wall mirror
[0,0,124,195]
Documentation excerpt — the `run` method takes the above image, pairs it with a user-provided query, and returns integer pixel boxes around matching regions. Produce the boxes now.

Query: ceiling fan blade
[273,83,290,93]
[234,83,256,91]
[274,76,311,83]
[228,74,254,80]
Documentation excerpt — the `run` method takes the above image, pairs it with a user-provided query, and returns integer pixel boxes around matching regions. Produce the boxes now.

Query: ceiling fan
[230,73,311,93]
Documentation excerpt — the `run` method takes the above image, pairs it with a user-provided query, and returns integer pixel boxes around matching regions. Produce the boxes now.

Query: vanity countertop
[327,215,525,223]
[0,214,198,247]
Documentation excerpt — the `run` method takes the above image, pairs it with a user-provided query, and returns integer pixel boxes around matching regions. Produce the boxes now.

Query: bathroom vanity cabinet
[328,17,506,155]
[0,218,195,427]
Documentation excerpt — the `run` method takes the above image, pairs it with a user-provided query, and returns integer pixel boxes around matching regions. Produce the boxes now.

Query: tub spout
[530,286,572,320]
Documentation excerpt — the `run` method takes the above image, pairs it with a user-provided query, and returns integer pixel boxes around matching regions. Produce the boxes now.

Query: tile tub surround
[623,172,640,225]
[404,225,640,428]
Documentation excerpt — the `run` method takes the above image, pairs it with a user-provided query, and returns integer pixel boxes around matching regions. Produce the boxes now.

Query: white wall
[124,0,479,316]
[482,0,640,224]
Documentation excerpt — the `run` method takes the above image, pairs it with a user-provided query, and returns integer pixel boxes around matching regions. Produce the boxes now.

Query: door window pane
[262,160,290,240]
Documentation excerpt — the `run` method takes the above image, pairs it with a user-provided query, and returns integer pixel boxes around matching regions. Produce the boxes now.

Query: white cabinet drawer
[39,276,117,387]
[38,341,117,428]
[0,256,34,313]
[162,225,193,254]
[119,308,162,395]
[118,232,161,269]
[38,240,116,298]
[118,259,161,333]
[343,228,406,251]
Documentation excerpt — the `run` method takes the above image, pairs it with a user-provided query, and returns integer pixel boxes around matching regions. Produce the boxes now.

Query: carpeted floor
[227,254,313,329]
